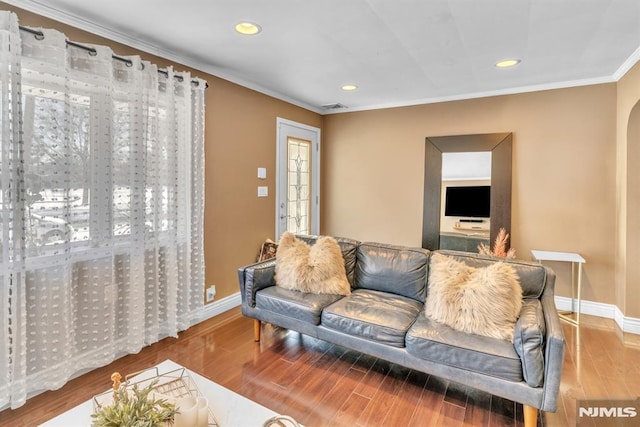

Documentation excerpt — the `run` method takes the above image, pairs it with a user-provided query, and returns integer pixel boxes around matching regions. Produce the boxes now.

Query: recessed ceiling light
[495,59,521,68]
[235,22,261,35]
[342,84,358,91]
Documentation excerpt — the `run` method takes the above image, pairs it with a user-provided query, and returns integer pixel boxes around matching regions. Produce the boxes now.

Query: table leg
[569,262,574,315]
[576,261,582,325]
[558,261,580,327]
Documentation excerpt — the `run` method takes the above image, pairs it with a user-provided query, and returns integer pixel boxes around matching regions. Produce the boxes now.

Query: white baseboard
[202,292,640,335]
[555,296,640,334]
[200,293,640,335]
[614,306,640,335]
[200,291,242,322]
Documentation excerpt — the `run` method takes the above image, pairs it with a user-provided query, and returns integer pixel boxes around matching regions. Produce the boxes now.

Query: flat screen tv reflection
[444,185,490,218]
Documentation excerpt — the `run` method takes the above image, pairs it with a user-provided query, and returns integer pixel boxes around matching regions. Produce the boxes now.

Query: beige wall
[323,85,617,305]
[2,3,323,302]
[205,80,321,299]
[617,61,640,317]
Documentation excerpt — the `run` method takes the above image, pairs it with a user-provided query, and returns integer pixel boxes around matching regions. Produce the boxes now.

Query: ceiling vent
[321,103,348,110]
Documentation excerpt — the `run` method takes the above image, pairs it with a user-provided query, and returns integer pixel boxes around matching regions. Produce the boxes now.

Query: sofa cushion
[275,232,351,295]
[354,242,429,302]
[514,299,546,387]
[321,289,423,347]
[425,253,522,341]
[255,286,344,325]
[406,314,523,383]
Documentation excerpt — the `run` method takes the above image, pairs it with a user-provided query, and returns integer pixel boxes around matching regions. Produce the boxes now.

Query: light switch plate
[258,186,268,197]
[257,167,267,179]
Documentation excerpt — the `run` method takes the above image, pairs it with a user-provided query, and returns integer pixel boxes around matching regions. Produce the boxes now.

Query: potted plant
[91,374,177,427]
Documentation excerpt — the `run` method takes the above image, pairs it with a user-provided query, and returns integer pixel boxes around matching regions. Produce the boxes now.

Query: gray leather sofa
[238,236,565,427]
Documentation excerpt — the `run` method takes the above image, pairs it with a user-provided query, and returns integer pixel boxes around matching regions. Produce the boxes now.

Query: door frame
[275,117,321,239]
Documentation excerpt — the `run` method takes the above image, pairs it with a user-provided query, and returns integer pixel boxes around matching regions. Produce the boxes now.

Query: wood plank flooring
[1,307,639,426]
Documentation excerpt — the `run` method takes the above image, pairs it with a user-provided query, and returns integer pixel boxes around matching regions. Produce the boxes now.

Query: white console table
[531,250,585,326]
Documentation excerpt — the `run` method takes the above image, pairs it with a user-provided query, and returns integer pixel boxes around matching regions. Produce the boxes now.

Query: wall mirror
[422,133,512,251]
[439,152,492,252]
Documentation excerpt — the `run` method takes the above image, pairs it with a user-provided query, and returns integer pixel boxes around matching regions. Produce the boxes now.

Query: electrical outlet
[206,285,216,303]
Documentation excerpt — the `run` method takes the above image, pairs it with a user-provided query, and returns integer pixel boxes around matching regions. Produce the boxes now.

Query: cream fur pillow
[425,253,523,341]
[275,232,351,296]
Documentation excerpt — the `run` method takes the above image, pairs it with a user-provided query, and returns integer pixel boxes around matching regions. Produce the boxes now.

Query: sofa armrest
[538,269,566,412]
[237,258,277,307]
[514,299,546,387]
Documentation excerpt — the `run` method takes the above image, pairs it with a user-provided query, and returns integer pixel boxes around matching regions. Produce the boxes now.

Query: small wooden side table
[531,250,586,326]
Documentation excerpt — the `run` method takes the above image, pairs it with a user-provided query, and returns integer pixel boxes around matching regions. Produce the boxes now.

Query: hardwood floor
[1,307,639,426]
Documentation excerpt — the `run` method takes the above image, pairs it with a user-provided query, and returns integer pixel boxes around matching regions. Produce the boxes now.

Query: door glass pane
[287,137,311,234]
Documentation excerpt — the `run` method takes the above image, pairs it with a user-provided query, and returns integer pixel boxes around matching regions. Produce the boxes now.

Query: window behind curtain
[0,12,206,410]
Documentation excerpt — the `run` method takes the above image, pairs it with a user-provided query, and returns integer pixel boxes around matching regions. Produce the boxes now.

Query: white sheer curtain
[0,11,206,409]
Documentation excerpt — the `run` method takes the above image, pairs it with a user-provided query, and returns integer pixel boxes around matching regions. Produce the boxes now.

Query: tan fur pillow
[275,232,351,296]
[425,253,523,341]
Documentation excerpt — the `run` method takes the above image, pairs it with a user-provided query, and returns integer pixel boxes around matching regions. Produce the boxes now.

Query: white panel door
[276,118,320,239]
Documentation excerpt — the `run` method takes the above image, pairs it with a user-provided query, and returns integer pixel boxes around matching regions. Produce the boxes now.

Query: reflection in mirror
[422,133,512,251]
[439,152,491,253]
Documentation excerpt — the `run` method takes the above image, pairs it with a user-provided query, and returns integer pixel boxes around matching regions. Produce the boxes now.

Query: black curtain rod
[18,25,206,88]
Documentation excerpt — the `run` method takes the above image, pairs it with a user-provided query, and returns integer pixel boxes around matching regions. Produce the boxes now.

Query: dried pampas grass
[478,227,516,259]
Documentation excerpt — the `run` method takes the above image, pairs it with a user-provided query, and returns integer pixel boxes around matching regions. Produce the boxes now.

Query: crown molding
[3,0,324,114]
[5,0,639,116]
[613,45,640,81]
[323,75,618,114]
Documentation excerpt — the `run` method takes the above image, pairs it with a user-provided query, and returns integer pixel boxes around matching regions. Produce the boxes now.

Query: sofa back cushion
[435,250,548,298]
[354,242,429,302]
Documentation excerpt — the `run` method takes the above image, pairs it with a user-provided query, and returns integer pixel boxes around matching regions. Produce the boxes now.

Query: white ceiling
[442,152,491,181]
[6,0,640,114]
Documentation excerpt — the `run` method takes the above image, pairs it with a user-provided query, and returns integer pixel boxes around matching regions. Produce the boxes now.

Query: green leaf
[92,380,177,427]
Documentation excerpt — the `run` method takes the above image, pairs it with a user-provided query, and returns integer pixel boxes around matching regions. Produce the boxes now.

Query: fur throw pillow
[275,232,351,296]
[425,253,523,341]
